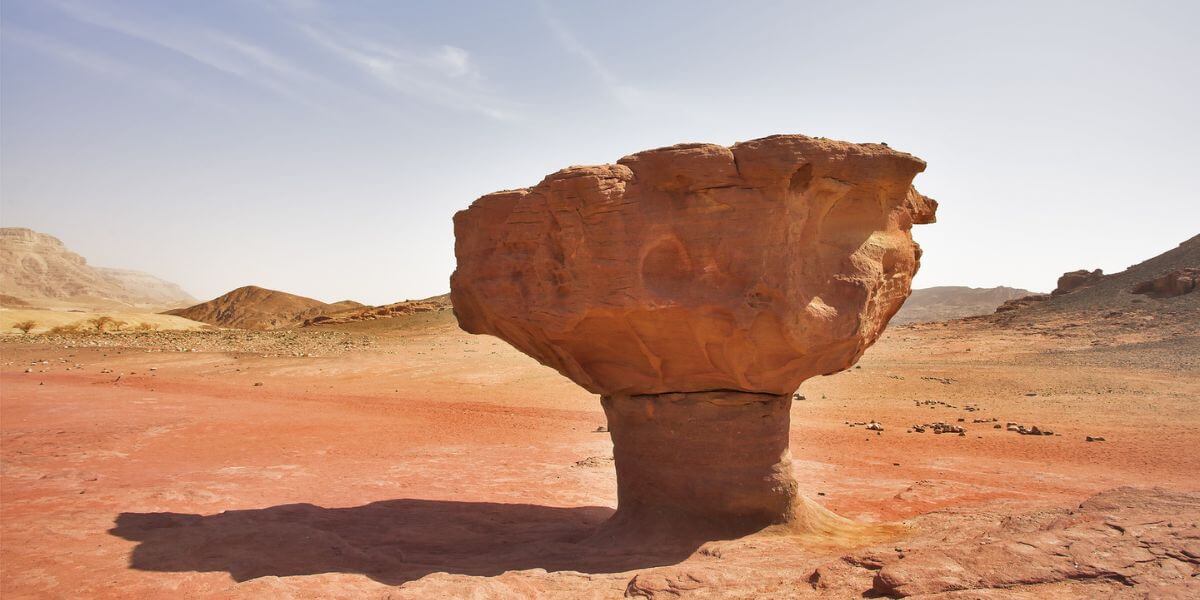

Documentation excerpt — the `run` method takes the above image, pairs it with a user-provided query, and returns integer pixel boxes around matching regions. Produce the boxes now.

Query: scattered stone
[912,422,965,435]
[572,456,613,468]
[1086,436,1106,442]
[1008,422,1055,435]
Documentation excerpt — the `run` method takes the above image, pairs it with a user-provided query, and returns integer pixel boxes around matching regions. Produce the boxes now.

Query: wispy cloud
[46,0,327,108]
[298,25,516,120]
[2,26,131,77]
[537,2,650,108]
[31,0,517,120]
[1,25,236,111]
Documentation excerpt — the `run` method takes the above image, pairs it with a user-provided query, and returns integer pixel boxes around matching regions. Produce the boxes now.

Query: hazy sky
[2,1,1197,304]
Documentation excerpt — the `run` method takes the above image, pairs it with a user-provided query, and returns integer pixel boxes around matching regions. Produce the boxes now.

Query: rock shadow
[109,499,699,585]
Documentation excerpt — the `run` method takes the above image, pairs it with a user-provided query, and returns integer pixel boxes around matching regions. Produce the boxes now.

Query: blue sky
[2,0,1197,304]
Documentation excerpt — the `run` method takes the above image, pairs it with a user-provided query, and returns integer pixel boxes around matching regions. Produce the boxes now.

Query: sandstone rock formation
[1132,268,1199,299]
[451,134,936,534]
[0,227,195,309]
[1052,268,1104,296]
[810,487,1200,598]
[166,286,363,330]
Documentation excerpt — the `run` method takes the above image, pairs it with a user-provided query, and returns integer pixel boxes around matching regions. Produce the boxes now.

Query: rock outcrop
[451,134,936,534]
[1052,268,1104,296]
[995,293,1051,313]
[810,487,1200,598]
[302,294,451,326]
[166,286,363,330]
[0,227,195,309]
[1132,268,1199,299]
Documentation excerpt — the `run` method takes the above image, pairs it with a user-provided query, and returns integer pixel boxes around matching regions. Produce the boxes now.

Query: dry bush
[48,322,85,334]
[87,316,123,333]
[12,320,37,334]
[134,322,160,332]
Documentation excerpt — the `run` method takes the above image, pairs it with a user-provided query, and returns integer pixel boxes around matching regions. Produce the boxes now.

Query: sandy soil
[1,313,1197,598]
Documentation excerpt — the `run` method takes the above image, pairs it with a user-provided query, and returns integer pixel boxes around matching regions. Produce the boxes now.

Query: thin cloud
[46,0,326,109]
[537,2,650,108]
[2,26,131,77]
[299,25,516,120]
[1,25,236,111]
[432,45,475,79]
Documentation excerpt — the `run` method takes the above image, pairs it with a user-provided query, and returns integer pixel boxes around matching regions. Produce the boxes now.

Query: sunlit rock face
[451,134,936,397]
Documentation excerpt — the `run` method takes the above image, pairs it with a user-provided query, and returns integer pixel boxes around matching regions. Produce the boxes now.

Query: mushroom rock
[450,134,937,537]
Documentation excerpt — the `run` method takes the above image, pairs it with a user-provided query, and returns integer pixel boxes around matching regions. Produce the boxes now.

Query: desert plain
[2,299,1197,598]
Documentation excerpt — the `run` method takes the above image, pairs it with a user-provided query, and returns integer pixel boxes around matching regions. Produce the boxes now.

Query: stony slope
[166,286,363,330]
[892,286,1034,324]
[990,234,1199,333]
[0,227,194,309]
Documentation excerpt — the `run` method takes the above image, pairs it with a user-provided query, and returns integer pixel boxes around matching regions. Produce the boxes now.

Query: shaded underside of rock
[451,134,936,396]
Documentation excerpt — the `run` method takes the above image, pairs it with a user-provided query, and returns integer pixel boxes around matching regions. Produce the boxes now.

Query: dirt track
[2,315,1197,598]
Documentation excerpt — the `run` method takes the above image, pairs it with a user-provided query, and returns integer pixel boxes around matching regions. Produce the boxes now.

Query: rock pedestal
[450,134,937,536]
[602,391,796,533]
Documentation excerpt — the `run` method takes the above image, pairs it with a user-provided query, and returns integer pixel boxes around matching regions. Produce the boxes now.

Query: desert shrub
[134,322,160,331]
[87,316,120,333]
[48,322,85,334]
[12,320,37,334]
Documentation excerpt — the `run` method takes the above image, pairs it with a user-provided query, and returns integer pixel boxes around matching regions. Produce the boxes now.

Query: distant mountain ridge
[0,227,195,309]
[892,286,1035,324]
[166,286,364,330]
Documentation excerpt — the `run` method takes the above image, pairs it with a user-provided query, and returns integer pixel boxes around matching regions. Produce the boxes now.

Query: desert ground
[2,308,1197,599]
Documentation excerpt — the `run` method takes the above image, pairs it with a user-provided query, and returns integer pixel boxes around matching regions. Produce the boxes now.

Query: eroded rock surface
[452,135,936,396]
[811,487,1200,599]
[1132,268,1199,299]
[1052,269,1104,296]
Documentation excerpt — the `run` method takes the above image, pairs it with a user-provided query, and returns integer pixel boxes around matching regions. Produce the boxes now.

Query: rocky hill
[990,234,1199,331]
[302,294,451,326]
[166,286,364,330]
[892,286,1034,324]
[0,227,195,309]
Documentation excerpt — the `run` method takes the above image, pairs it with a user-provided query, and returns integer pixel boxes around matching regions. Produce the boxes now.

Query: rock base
[591,391,868,545]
